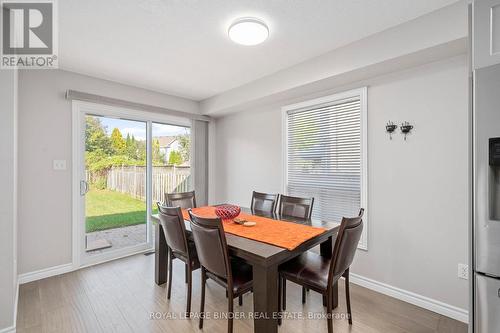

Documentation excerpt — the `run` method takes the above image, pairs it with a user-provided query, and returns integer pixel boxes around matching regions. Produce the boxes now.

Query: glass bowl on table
[215,204,241,220]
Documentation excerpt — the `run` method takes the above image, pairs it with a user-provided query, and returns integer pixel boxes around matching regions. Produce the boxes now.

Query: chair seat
[280,251,341,291]
[207,259,253,295]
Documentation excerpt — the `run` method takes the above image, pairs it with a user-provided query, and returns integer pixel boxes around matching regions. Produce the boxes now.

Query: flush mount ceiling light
[228,18,269,46]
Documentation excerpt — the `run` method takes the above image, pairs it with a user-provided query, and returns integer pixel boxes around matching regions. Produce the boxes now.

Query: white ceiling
[60,0,459,101]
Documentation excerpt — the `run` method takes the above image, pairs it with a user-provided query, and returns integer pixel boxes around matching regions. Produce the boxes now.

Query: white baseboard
[18,263,74,284]
[349,273,469,323]
[0,325,16,333]
[18,248,153,285]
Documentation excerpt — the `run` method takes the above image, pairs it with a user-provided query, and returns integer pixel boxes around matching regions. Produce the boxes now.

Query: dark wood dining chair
[188,210,253,333]
[278,194,314,219]
[278,209,364,333]
[157,203,199,315]
[165,190,196,209]
[278,194,315,302]
[250,191,279,214]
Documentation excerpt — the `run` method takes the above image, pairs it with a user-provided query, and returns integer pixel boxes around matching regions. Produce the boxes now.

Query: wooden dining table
[152,207,341,333]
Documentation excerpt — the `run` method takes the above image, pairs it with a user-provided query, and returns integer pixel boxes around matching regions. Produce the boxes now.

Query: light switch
[53,160,67,171]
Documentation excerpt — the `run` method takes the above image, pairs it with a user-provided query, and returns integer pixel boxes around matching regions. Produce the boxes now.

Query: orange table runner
[182,206,326,251]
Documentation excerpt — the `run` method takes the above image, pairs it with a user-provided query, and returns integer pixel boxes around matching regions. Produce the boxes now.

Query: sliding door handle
[80,180,89,196]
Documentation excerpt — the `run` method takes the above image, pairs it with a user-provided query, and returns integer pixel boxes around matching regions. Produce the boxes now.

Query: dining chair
[250,191,279,214]
[278,194,314,219]
[278,195,315,304]
[188,210,253,333]
[278,209,364,333]
[165,190,196,209]
[157,203,200,315]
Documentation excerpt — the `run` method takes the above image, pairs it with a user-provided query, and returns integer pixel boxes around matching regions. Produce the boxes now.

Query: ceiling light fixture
[228,17,269,46]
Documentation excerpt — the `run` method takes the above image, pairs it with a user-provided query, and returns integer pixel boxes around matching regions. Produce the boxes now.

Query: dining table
[152,206,341,333]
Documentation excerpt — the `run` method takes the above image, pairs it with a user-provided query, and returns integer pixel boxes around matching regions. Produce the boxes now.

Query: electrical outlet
[53,160,67,171]
[458,263,468,280]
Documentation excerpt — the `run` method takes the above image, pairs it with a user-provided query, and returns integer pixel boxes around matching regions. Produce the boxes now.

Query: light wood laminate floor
[17,253,468,333]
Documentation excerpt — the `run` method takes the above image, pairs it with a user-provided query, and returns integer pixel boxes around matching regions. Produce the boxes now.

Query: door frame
[71,100,191,268]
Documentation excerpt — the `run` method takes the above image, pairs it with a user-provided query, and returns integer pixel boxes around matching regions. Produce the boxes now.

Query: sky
[97,116,190,140]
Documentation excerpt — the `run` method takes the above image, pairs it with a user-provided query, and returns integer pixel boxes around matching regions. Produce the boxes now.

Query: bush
[86,152,145,173]
[168,150,183,165]
[93,177,107,190]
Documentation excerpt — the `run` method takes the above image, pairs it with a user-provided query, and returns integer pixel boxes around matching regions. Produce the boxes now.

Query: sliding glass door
[73,102,191,266]
[84,116,148,255]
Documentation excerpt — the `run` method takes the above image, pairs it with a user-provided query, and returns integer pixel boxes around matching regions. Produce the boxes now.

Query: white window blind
[285,89,367,249]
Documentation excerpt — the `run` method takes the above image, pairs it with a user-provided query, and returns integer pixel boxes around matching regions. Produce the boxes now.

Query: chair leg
[185,263,188,283]
[228,290,234,333]
[199,268,206,329]
[283,277,288,309]
[302,286,306,304]
[186,265,192,316]
[167,249,173,300]
[345,271,352,325]
[326,291,333,333]
[238,295,243,306]
[278,275,282,326]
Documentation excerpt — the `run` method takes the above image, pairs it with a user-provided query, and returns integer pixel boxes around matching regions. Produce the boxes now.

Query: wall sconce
[400,121,414,140]
[385,121,397,140]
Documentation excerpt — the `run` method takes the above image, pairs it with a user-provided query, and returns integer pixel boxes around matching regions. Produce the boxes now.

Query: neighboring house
[157,136,180,163]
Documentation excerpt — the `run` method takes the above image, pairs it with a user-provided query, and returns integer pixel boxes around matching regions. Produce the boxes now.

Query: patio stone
[86,224,148,255]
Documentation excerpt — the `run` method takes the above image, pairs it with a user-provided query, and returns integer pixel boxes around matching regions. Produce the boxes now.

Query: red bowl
[215,205,241,220]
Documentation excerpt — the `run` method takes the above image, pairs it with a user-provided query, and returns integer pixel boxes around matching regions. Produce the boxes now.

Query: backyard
[84,116,190,235]
[85,189,158,232]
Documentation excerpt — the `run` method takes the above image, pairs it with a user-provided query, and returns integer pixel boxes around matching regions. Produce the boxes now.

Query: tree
[152,138,165,165]
[85,116,111,154]
[136,140,146,161]
[110,128,126,154]
[85,118,148,187]
[125,135,137,159]
[168,150,183,165]
[176,134,190,164]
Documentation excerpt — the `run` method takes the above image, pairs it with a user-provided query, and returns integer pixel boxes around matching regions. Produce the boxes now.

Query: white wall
[213,56,469,313]
[17,69,199,275]
[0,69,18,331]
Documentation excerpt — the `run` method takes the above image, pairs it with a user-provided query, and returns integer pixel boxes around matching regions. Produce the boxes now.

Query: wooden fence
[91,165,191,202]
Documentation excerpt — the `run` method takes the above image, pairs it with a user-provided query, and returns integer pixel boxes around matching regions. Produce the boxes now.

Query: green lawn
[86,189,157,232]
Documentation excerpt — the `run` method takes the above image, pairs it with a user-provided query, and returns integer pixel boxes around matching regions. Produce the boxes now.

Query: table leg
[320,235,333,257]
[320,236,338,309]
[252,264,279,333]
[155,224,168,285]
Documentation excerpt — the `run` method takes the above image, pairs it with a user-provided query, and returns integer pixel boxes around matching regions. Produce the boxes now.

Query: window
[284,88,368,249]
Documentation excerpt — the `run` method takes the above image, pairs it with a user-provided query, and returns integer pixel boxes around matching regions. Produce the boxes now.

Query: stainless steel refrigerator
[473,55,500,333]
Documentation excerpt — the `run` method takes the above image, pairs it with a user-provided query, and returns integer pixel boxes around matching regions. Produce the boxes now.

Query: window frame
[282,87,368,250]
